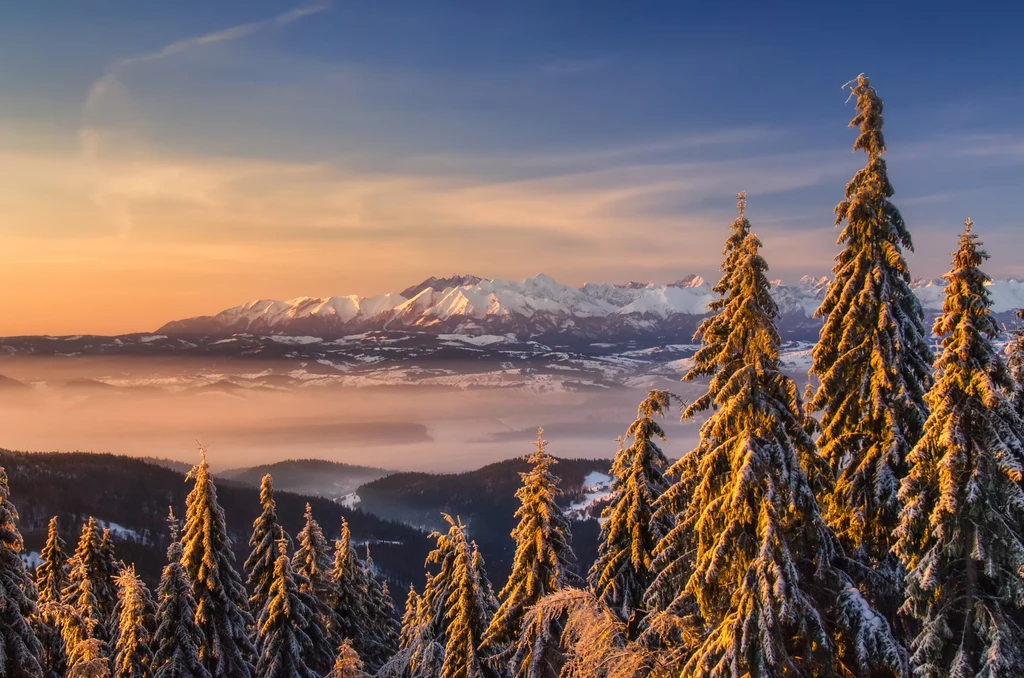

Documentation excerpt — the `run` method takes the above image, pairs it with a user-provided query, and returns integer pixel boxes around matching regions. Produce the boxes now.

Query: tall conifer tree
[359,549,400,673]
[64,517,115,644]
[424,515,497,678]
[653,229,907,677]
[112,566,153,678]
[255,541,319,678]
[36,516,70,606]
[895,221,1024,678]
[378,585,443,678]
[0,466,44,677]
[808,74,933,591]
[482,428,576,677]
[151,510,209,678]
[245,475,291,622]
[181,449,255,678]
[329,518,365,648]
[293,504,333,605]
[588,390,674,636]
[294,504,341,673]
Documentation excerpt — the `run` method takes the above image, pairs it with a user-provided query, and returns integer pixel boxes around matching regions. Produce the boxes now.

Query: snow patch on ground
[437,333,509,346]
[339,493,361,509]
[96,520,142,542]
[568,471,614,521]
[270,335,323,345]
[21,551,42,569]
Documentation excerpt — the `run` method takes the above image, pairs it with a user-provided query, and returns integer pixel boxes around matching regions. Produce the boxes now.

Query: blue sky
[1,1,1022,333]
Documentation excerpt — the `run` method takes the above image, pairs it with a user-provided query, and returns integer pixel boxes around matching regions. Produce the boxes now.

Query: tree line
[1,73,1024,677]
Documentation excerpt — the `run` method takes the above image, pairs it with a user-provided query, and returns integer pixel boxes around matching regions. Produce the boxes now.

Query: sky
[1,1,1022,336]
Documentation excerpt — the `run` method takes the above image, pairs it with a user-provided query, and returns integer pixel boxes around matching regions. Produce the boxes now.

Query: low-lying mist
[0,356,707,472]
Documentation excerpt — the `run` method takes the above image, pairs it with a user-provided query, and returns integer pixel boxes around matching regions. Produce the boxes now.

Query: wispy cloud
[84,2,331,116]
[118,1,331,69]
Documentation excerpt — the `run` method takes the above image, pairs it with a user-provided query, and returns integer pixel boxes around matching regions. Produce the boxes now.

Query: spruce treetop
[36,515,69,606]
[294,503,331,594]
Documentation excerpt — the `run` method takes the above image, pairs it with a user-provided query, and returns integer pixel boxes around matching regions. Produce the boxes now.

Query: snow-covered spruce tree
[894,221,1024,678]
[245,474,292,624]
[0,465,45,676]
[358,548,400,672]
[64,517,115,643]
[36,516,70,605]
[329,518,367,646]
[294,503,334,606]
[427,516,498,678]
[330,638,367,678]
[589,390,674,636]
[151,510,210,678]
[180,448,255,678]
[1005,309,1024,419]
[254,540,319,678]
[482,428,576,677]
[694,191,754,362]
[112,566,153,678]
[336,642,369,678]
[647,197,830,634]
[377,585,444,678]
[293,504,341,674]
[808,74,933,591]
[655,233,908,677]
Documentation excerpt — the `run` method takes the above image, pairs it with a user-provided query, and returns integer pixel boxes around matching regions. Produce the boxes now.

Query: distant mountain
[219,459,392,502]
[155,273,1024,342]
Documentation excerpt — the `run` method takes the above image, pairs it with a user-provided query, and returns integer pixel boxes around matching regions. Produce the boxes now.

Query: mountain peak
[668,274,706,288]
[400,274,484,299]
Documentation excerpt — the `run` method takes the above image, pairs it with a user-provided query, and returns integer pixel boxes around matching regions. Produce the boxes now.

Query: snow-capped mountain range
[158,273,1024,342]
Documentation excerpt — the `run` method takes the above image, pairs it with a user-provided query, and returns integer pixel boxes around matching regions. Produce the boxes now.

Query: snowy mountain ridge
[157,273,1024,340]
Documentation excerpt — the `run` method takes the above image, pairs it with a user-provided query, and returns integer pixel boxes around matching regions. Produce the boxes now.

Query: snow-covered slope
[157,273,1024,341]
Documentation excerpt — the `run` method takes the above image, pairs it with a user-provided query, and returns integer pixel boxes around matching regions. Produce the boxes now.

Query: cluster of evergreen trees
[5,451,399,677]
[0,74,1023,677]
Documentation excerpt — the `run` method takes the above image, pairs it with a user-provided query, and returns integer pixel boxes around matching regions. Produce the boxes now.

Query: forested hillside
[1,450,431,588]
